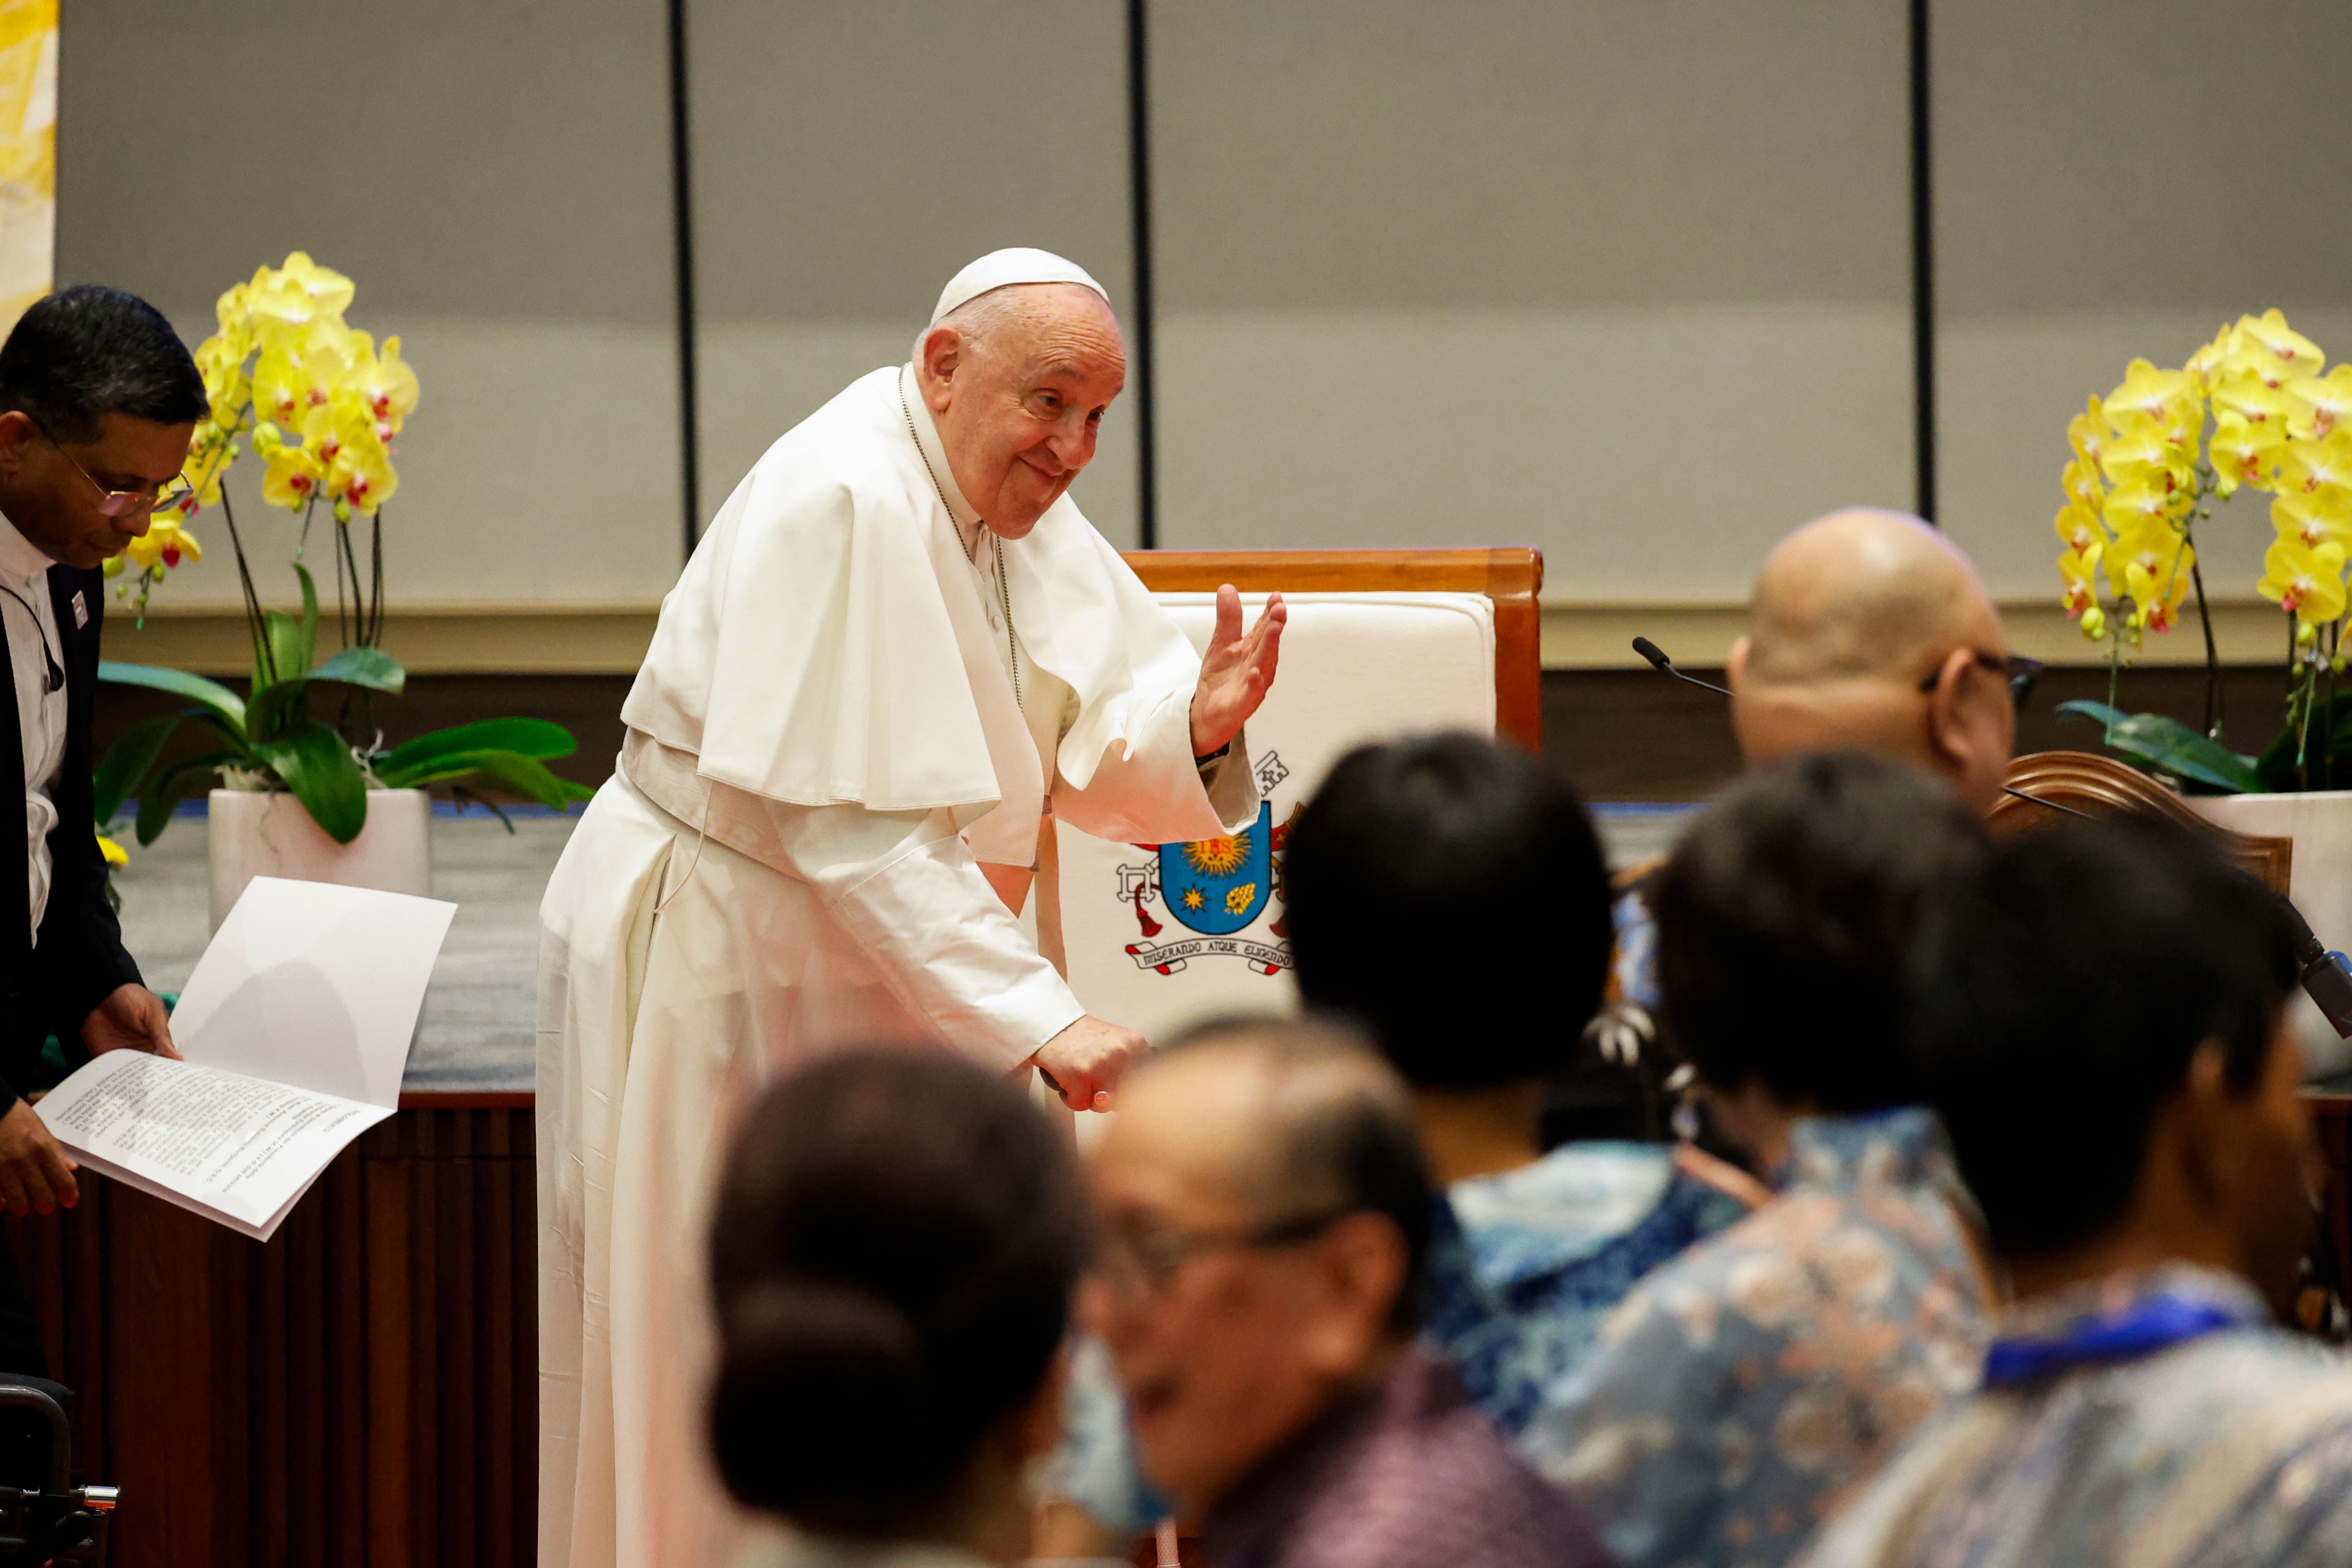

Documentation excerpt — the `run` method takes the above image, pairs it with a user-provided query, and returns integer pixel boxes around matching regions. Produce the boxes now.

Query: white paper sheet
[36,877,456,1240]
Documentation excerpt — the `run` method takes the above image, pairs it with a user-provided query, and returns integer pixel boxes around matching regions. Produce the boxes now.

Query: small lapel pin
[71,591,87,629]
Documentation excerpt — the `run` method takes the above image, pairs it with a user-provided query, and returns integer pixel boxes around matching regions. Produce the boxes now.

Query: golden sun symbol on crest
[1182,835,1249,876]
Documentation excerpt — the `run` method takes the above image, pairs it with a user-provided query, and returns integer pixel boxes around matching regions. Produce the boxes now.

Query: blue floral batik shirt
[1521,1108,1990,1568]
[1427,1142,1756,1437]
[1801,1263,2352,1568]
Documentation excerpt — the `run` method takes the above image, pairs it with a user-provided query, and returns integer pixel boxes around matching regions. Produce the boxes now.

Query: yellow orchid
[95,834,127,871]
[2080,604,2107,640]
[2111,522,2192,635]
[2101,424,2195,499]
[244,251,355,345]
[119,511,201,572]
[327,420,399,513]
[2288,366,2352,440]
[2258,537,2349,626]
[2104,359,2198,434]
[2054,501,2106,556]
[2059,544,2102,617]
[2274,490,2352,553]
[260,441,325,509]
[2276,432,2352,512]
[2211,373,2302,437]
[2186,323,2240,390]
[2104,474,2189,535]
[2062,457,2105,512]
[2210,412,2286,496]
[2110,518,2195,591]
[346,334,420,435]
[250,319,358,430]
[2067,396,2108,473]
[2233,309,2324,385]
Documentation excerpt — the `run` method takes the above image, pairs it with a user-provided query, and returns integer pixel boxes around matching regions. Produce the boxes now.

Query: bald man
[1727,508,2019,813]
[1080,1021,1609,1568]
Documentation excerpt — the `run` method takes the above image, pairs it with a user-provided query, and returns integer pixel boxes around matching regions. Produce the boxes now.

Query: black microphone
[1631,637,1733,698]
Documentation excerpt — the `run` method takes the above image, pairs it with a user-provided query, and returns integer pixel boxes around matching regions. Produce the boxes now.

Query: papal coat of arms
[1117,752,1297,976]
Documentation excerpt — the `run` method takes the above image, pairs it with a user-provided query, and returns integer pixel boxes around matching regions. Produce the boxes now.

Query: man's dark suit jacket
[0,564,142,1114]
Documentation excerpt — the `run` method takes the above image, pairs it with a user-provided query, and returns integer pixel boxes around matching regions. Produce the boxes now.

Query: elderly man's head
[1727,508,2017,813]
[1078,1019,1430,1520]
[913,281,1123,537]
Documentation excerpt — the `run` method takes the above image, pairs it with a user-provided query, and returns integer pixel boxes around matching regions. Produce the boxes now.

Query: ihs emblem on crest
[1117,753,1298,976]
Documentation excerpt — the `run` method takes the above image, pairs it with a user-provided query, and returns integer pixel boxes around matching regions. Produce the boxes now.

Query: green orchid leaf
[134,750,239,846]
[93,712,185,827]
[2055,699,2130,732]
[306,645,405,693]
[258,608,310,696]
[377,747,592,809]
[245,646,407,741]
[375,717,577,778]
[2063,704,2260,793]
[252,721,369,845]
[98,661,245,737]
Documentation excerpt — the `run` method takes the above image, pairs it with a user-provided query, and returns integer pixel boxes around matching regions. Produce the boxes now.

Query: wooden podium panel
[5,1094,535,1568]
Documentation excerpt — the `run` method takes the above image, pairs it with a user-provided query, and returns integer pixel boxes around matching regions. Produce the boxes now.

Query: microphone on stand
[1631,637,1734,698]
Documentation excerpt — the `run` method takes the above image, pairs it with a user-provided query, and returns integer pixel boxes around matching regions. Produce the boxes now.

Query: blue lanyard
[1983,1293,2247,1389]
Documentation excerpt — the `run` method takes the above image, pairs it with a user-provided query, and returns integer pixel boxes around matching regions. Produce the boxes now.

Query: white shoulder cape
[619,365,1200,834]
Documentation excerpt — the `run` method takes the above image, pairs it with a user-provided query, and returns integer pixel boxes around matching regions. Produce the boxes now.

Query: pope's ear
[1726,635,1751,693]
[917,325,964,408]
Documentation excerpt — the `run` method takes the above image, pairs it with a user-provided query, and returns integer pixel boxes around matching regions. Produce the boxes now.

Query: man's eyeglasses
[38,422,194,518]
[1918,651,2043,711]
[1092,1207,1350,1303]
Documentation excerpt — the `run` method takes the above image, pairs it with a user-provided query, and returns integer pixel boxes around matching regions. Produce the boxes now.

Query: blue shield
[1158,803,1274,935]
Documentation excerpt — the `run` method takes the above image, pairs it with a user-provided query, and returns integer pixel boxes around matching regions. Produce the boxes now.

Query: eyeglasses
[37,422,195,518]
[1092,1207,1351,1304]
[1917,651,2043,711]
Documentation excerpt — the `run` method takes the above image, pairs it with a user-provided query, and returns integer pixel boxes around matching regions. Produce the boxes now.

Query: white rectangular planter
[2193,788,2352,1079]
[207,788,432,932]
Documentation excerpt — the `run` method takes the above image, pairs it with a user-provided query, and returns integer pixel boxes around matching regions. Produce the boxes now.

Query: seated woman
[1520,751,1996,1568]
[708,1049,1086,1568]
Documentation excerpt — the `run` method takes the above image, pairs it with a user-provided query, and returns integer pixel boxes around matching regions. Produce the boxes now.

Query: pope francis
[535,249,1283,1568]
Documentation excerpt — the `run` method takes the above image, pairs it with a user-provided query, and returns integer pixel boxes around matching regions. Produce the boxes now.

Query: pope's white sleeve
[1055,686,1259,845]
[775,800,1084,1074]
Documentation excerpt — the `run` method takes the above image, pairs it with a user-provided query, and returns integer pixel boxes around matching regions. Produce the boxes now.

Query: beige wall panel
[54,0,683,611]
[1936,0,2352,608]
[1157,303,1912,599]
[688,1,1141,546]
[1149,0,1914,589]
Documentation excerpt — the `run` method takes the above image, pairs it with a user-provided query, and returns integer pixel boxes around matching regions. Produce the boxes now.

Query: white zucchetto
[928,248,1111,328]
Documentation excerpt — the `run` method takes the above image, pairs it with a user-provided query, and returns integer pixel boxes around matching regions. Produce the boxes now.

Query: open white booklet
[36,876,456,1241]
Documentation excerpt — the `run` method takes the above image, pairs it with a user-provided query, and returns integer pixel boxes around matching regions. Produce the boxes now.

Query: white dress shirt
[0,513,65,946]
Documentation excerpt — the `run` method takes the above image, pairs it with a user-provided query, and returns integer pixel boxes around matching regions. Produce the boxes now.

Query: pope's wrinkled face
[919,283,1124,538]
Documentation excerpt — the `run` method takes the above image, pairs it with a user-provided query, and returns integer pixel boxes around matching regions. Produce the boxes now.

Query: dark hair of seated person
[1653,750,1988,1113]
[0,284,207,440]
[706,1049,1086,1537]
[1909,815,2300,1258]
[1284,731,1615,1090]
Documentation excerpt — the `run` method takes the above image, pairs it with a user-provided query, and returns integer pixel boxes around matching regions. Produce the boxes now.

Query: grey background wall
[47,1,2352,649]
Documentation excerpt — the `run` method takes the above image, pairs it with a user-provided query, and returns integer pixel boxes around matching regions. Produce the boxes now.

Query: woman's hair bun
[709,1277,925,1512]
[705,1051,1089,1528]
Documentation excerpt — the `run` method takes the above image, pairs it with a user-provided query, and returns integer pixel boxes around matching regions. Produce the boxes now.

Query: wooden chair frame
[1990,750,2293,894]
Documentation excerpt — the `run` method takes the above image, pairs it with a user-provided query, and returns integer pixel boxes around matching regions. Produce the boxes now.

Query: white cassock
[534,359,1258,1568]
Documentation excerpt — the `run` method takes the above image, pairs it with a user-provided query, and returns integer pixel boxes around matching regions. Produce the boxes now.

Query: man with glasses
[0,286,198,1370]
[1727,507,2023,815]
[1078,1019,1610,1568]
